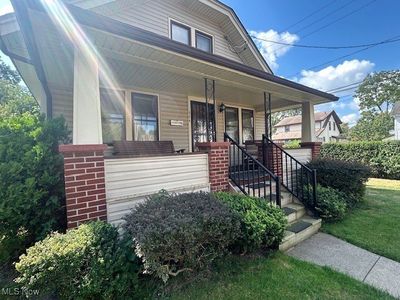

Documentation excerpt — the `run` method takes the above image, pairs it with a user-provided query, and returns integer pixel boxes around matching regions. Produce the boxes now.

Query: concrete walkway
[287,233,400,299]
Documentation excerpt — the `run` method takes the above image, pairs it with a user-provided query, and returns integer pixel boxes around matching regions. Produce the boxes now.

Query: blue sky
[1,0,399,125]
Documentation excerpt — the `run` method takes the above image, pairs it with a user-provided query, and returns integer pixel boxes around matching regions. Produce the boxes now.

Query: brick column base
[300,142,322,160]
[196,142,230,192]
[247,140,283,177]
[59,144,107,228]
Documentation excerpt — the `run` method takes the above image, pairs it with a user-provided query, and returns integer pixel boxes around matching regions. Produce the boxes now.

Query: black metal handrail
[262,134,317,207]
[224,133,281,206]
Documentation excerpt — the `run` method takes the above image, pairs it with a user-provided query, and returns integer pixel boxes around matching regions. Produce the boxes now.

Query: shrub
[0,113,69,264]
[283,139,301,149]
[214,192,287,252]
[307,158,370,206]
[123,191,241,282]
[320,141,400,179]
[303,185,347,221]
[15,222,141,300]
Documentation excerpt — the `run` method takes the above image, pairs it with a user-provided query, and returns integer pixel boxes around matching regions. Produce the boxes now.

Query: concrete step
[282,203,306,224]
[279,216,321,252]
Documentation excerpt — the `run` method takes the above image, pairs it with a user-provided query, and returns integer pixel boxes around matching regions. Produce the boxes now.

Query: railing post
[312,169,317,207]
[276,176,281,207]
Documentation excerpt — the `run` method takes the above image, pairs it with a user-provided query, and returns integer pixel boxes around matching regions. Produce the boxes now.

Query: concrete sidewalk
[287,233,400,299]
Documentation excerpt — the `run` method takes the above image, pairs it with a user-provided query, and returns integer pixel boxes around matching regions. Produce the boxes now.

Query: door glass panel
[100,89,125,144]
[132,93,158,141]
[225,107,239,142]
[191,101,215,150]
[242,109,254,143]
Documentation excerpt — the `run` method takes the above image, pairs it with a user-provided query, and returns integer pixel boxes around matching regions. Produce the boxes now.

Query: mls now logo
[1,287,40,297]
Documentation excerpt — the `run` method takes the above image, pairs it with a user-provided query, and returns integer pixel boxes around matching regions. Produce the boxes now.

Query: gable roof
[275,111,342,127]
[272,128,325,141]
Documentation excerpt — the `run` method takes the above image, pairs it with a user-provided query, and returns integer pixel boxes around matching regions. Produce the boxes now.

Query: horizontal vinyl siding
[51,86,73,131]
[93,0,243,62]
[282,148,312,187]
[104,154,210,226]
[255,110,265,140]
[159,92,190,151]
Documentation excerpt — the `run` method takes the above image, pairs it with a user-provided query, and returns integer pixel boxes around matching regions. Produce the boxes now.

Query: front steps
[279,191,321,251]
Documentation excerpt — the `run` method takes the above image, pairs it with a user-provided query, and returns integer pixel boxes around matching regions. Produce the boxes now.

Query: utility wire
[289,35,400,78]
[250,35,400,49]
[326,81,363,93]
[281,0,338,32]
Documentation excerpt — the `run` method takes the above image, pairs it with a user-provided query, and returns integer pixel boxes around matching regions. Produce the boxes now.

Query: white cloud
[250,29,299,70]
[0,3,13,16]
[296,59,374,94]
[341,113,359,126]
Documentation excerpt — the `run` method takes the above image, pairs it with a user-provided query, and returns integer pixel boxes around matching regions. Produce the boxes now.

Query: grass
[167,252,393,300]
[323,178,400,262]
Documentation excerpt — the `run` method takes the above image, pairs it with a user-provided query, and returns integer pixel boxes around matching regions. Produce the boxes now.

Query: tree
[355,70,400,113]
[0,57,21,85]
[350,111,393,141]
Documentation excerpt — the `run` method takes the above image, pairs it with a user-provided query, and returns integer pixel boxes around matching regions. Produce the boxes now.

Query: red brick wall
[300,142,322,160]
[59,144,107,228]
[196,142,230,192]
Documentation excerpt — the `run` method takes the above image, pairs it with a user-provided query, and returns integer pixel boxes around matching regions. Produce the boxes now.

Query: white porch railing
[104,154,210,225]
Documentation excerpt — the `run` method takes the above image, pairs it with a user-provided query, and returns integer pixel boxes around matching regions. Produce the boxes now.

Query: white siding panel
[51,86,73,131]
[104,154,210,225]
[282,148,312,187]
[255,110,265,140]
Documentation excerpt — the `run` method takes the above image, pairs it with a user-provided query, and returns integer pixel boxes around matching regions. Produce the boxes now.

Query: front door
[190,101,216,151]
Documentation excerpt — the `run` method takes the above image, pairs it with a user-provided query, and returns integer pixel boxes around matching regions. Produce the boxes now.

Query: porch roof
[1,1,338,115]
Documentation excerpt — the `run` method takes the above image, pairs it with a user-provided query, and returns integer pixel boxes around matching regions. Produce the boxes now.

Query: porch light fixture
[219,103,226,113]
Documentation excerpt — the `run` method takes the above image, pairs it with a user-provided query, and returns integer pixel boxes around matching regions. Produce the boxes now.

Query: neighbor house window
[171,21,191,45]
[225,107,239,142]
[100,89,125,144]
[329,122,332,130]
[195,30,213,53]
[285,125,290,132]
[242,109,254,143]
[333,122,336,131]
[131,92,158,141]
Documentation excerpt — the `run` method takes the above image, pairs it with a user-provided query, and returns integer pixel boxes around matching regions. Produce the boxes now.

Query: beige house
[393,102,400,140]
[273,111,343,143]
[0,0,337,248]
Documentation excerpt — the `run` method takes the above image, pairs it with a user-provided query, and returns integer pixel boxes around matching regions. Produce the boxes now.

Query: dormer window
[171,21,191,45]
[195,30,213,53]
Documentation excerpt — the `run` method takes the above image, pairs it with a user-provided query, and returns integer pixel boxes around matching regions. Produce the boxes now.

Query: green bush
[0,113,69,264]
[303,185,347,221]
[214,192,287,252]
[123,191,241,282]
[307,158,370,206]
[15,222,141,300]
[320,141,400,179]
[282,139,301,149]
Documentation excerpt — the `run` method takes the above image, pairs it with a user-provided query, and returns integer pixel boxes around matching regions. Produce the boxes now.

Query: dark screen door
[191,101,216,150]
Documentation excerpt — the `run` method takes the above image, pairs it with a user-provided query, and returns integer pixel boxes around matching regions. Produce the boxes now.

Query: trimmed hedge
[123,191,241,283]
[320,141,400,179]
[307,158,370,206]
[15,222,141,300]
[214,192,287,252]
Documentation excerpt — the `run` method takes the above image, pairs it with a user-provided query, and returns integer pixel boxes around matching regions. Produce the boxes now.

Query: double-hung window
[195,30,213,53]
[171,21,191,45]
[100,89,125,144]
[131,93,159,141]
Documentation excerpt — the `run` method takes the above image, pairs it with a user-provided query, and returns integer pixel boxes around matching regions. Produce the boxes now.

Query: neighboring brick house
[273,111,343,143]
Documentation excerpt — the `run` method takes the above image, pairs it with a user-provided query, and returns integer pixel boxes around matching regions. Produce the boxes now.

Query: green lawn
[323,178,400,262]
[167,252,393,300]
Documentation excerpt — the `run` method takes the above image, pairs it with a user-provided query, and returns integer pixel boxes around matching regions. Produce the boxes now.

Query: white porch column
[301,101,316,142]
[72,46,102,145]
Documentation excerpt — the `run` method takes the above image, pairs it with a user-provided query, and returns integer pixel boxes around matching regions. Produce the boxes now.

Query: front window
[225,107,239,142]
[100,89,125,144]
[242,109,254,143]
[132,93,158,141]
[195,31,213,53]
[171,21,191,45]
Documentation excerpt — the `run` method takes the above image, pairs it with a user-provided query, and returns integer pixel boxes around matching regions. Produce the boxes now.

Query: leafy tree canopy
[0,57,21,85]
[350,111,393,141]
[355,70,400,113]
